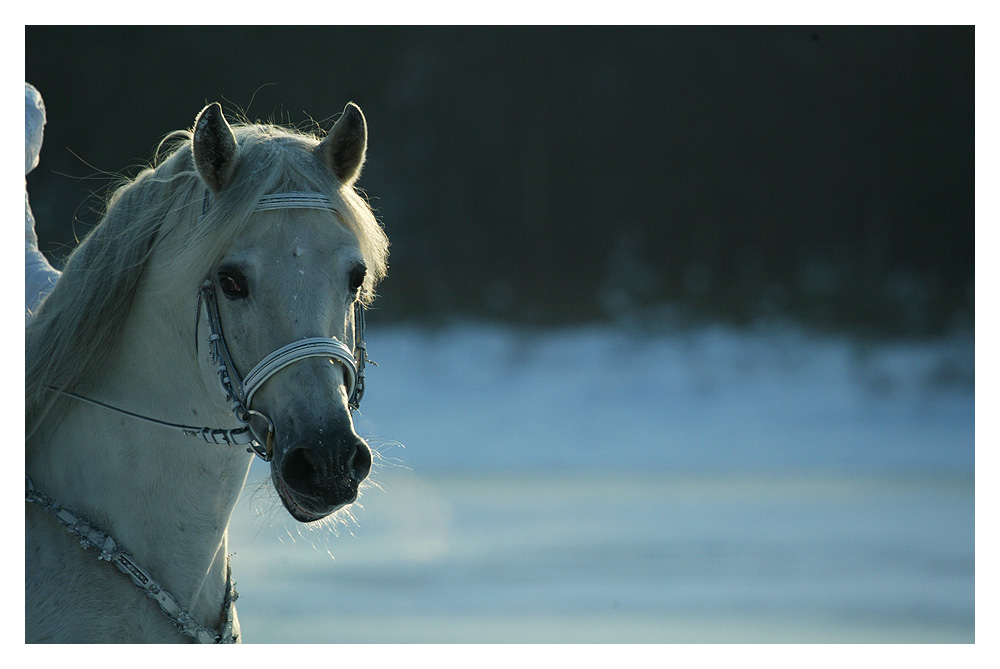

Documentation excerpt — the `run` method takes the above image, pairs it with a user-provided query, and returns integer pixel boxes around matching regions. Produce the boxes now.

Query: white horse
[25,101,389,643]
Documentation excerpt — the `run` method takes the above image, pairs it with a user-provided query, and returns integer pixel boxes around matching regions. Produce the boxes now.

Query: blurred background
[25,25,973,336]
[26,25,974,643]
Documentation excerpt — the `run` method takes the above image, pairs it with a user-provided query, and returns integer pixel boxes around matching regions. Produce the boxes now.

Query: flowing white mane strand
[25,120,389,438]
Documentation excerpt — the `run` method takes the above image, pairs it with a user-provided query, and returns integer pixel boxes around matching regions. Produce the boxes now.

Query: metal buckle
[245,409,275,461]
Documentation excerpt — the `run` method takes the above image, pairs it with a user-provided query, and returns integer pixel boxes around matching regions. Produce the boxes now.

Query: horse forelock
[25,120,389,438]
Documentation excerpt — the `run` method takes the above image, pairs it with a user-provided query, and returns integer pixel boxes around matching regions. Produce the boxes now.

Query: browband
[254,192,338,213]
[199,191,339,222]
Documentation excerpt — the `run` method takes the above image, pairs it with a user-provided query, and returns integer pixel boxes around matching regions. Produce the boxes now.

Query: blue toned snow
[228,322,975,643]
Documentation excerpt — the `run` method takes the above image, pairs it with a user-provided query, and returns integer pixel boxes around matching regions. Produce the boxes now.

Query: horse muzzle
[270,428,372,522]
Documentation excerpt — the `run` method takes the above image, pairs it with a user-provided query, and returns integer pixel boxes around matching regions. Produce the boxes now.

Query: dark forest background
[25,26,974,338]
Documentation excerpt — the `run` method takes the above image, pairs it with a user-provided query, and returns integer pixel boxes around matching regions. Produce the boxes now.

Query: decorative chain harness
[26,474,238,643]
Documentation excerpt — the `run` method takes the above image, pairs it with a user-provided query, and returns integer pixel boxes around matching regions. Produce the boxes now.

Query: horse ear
[193,103,238,192]
[315,102,368,186]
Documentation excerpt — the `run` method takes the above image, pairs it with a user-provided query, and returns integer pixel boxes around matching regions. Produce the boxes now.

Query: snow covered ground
[227,322,975,643]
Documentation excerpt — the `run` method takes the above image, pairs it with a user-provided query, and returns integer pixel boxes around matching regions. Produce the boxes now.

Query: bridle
[198,190,372,461]
[50,191,373,462]
[198,268,370,461]
[27,190,374,643]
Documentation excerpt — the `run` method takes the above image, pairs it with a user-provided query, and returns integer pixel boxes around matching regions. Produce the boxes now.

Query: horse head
[192,102,378,522]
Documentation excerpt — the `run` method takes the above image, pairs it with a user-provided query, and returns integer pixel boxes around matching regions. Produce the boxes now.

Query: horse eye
[218,270,248,299]
[348,264,367,292]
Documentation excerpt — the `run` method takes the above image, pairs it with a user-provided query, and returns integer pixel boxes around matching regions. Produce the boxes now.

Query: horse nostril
[280,446,317,492]
[348,439,372,483]
[280,438,371,493]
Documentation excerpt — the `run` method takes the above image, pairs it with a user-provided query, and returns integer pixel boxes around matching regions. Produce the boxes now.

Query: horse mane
[26,120,389,439]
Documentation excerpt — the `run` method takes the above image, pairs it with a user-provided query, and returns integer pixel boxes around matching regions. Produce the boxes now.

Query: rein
[31,190,373,643]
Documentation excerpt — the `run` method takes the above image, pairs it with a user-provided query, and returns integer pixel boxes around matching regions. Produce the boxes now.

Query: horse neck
[28,278,253,625]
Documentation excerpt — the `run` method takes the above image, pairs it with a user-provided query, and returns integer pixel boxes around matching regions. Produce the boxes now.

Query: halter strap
[242,338,357,407]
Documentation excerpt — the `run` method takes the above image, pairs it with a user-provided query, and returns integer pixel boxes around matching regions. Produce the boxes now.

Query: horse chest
[25,504,234,643]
